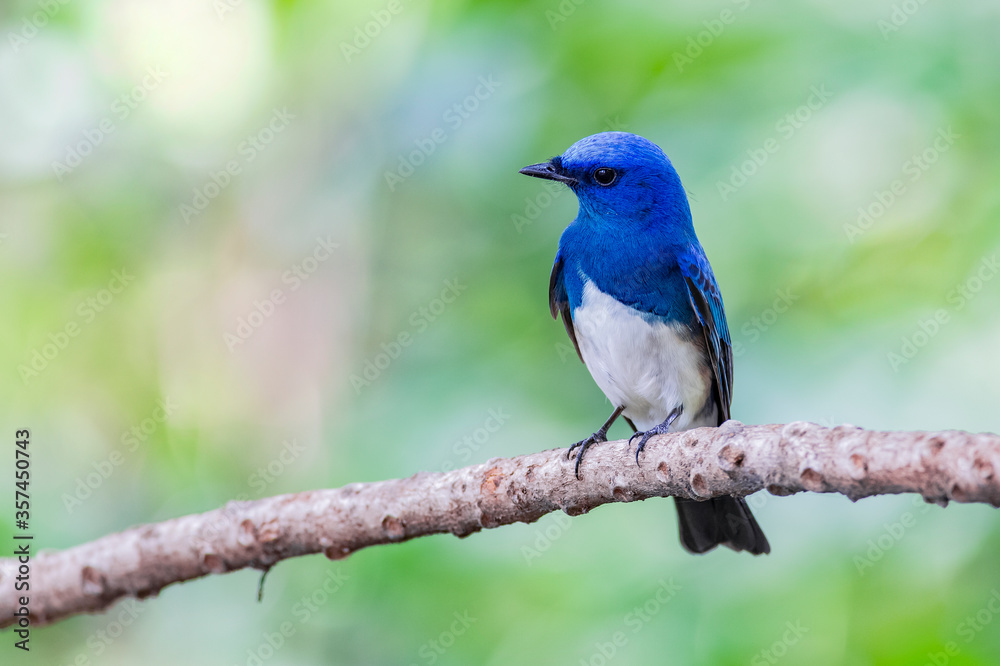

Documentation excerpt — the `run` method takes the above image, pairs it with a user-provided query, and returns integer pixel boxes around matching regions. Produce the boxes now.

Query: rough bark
[3,421,998,629]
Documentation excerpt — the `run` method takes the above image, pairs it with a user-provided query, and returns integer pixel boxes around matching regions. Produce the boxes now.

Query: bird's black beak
[519,161,577,185]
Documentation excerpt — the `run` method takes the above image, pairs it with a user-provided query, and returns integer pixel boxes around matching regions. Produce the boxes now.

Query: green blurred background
[3,0,1000,663]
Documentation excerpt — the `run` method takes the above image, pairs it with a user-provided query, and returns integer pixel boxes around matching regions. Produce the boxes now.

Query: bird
[519,131,769,555]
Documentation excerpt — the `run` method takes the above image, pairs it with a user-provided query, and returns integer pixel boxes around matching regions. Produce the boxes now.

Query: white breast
[572,277,715,432]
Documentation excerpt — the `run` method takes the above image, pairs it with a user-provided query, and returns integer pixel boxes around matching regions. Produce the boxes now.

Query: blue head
[519,132,694,237]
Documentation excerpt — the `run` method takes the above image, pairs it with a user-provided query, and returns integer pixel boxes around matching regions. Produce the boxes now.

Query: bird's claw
[567,431,608,479]
[629,406,683,466]
[628,430,657,464]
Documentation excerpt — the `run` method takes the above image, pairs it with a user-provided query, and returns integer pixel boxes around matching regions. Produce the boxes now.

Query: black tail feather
[674,496,770,555]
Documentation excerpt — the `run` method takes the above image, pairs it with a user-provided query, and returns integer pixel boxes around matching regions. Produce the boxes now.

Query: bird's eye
[593,167,617,186]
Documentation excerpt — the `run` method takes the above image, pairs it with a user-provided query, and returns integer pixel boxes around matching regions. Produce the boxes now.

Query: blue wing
[677,248,733,423]
[549,253,582,362]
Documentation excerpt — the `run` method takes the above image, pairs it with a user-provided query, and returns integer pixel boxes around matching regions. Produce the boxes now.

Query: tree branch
[3,421,999,629]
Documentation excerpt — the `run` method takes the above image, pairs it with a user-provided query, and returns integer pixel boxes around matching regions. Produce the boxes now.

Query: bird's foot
[566,406,625,479]
[628,405,683,465]
[567,430,609,480]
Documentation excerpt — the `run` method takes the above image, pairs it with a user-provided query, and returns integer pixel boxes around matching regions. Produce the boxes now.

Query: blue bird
[520,132,769,555]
